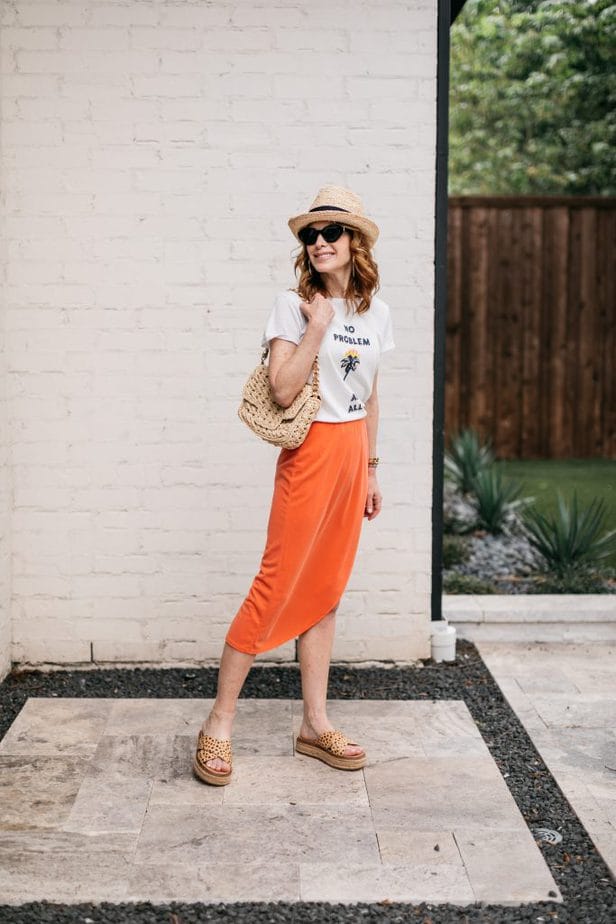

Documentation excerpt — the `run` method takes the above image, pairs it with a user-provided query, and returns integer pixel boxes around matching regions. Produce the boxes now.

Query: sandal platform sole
[295,736,366,770]
[192,756,232,786]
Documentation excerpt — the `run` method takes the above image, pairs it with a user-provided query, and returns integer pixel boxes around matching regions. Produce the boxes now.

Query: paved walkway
[0,695,560,906]
[476,640,616,879]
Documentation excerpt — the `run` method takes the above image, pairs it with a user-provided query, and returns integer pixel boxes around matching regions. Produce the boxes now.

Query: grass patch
[493,458,616,569]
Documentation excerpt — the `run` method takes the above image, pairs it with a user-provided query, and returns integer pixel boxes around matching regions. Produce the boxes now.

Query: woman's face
[305,221,352,275]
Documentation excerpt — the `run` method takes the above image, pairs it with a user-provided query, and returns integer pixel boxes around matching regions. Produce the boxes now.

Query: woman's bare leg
[200,642,255,771]
[297,607,364,757]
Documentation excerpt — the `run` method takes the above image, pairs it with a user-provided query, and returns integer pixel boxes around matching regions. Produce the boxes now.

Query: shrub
[442,534,471,567]
[444,428,494,495]
[519,489,616,579]
[443,572,496,594]
[469,466,532,535]
[532,569,609,594]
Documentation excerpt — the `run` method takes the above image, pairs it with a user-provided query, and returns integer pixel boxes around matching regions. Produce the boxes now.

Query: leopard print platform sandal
[295,729,366,770]
[192,730,233,785]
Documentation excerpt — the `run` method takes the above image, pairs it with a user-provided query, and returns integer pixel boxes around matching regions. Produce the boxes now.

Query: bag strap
[310,354,319,394]
[261,346,319,396]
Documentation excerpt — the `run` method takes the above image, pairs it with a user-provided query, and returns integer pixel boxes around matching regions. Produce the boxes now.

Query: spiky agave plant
[519,490,616,579]
[444,428,494,496]
[469,466,531,535]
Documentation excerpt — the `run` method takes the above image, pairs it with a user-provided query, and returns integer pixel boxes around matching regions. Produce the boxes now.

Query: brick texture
[1,0,437,673]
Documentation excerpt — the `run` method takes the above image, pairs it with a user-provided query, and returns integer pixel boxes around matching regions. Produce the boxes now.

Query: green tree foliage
[449,0,616,193]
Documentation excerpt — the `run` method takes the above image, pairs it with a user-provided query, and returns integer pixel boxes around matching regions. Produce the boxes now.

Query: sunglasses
[298,222,352,246]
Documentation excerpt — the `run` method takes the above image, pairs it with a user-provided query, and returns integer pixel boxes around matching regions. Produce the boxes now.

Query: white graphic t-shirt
[261,289,395,423]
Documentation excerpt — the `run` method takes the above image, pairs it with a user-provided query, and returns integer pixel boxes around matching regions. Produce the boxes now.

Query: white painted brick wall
[0,6,11,675]
[1,0,437,673]
[0,269,10,678]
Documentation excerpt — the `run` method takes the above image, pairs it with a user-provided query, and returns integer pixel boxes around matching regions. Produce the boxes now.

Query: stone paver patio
[477,640,616,879]
[0,696,561,906]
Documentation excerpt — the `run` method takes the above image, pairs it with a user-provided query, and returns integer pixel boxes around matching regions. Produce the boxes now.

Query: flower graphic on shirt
[340,349,360,380]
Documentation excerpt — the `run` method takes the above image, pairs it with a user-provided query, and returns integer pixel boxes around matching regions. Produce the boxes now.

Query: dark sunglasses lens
[299,223,346,245]
[299,226,318,245]
[322,224,345,242]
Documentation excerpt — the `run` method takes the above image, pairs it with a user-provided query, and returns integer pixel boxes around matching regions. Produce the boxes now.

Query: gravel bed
[446,529,546,593]
[1,639,614,923]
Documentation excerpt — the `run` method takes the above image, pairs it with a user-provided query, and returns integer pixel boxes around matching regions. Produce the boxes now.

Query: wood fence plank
[579,208,601,454]
[545,206,570,458]
[520,206,542,458]
[567,207,583,458]
[445,204,463,442]
[467,206,491,442]
[496,205,518,459]
[599,209,616,457]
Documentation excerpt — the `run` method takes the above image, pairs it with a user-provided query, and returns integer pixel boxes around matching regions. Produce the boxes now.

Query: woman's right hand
[300,294,335,333]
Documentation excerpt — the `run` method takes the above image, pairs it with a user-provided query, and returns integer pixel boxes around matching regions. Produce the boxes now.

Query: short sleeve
[380,301,395,353]
[261,290,306,349]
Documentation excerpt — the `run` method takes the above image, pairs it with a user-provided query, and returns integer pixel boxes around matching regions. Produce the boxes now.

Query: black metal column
[431,0,452,621]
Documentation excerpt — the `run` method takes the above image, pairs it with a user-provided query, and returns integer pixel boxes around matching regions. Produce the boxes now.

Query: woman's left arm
[364,372,382,521]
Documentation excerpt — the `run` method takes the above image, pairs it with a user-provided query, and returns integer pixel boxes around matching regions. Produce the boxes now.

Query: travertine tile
[0,831,135,905]
[553,769,616,841]
[565,670,616,695]
[586,777,616,804]
[587,822,616,872]
[150,775,225,806]
[419,733,487,758]
[415,701,487,758]
[134,803,380,867]
[531,728,616,775]
[454,828,563,903]
[512,670,581,695]
[0,698,112,757]
[0,755,90,830]
[421,700,486,738]
[529,695,616,730]
[84,733,178,780]
[105,698,206,736]
[127,860,300,903]
[376,829,461,865]
[223,755,369,805]
[367,756,529,832]
[592,801,616,827]
[62,776,152,834]
[299,861,475,903]
[225,698,295,755]
[489,678,549,731]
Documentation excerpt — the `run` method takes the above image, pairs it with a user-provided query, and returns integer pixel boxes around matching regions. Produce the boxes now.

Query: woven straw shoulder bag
[238,346,321,450]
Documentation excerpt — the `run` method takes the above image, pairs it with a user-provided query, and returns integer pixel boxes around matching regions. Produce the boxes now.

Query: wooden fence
[446,196,615,459]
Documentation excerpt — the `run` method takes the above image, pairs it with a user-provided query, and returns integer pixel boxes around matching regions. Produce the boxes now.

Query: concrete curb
[444,593,616,642]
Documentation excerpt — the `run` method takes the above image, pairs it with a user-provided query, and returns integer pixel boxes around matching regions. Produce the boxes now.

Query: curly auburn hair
[290,227,380,315]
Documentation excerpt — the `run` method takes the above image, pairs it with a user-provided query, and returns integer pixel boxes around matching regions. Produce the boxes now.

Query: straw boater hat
[288,185,379,248]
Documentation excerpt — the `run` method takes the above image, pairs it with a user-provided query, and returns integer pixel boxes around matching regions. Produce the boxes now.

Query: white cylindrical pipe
[431,620,457,662]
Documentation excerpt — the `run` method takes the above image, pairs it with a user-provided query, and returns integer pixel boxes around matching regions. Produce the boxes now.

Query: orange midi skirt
[225,418,369,655]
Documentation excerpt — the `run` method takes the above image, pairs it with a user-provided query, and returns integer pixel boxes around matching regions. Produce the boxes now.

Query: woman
[193,185,394,785]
